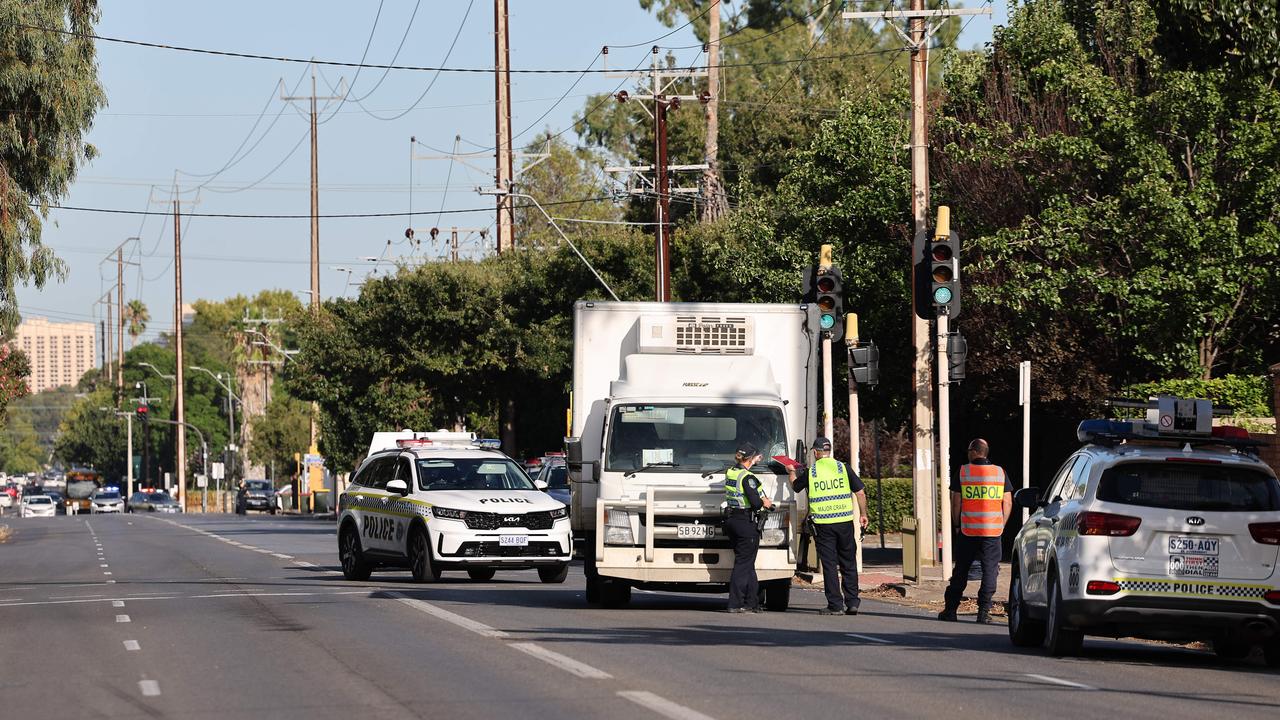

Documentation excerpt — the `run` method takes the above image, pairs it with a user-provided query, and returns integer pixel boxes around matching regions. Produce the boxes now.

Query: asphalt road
[1,513,1277,720]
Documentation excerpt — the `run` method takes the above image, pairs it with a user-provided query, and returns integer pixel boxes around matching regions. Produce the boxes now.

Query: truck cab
[567,301,819,608]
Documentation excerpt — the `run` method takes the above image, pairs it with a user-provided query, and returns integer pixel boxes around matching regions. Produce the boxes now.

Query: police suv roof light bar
[1078,395,1261,451]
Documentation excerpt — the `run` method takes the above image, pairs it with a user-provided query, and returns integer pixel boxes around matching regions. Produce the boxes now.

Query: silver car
[20,495,56,518]
[90,489,126,514]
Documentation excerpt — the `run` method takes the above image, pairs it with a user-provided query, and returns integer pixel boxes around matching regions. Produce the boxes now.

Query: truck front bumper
[597,546,793,583]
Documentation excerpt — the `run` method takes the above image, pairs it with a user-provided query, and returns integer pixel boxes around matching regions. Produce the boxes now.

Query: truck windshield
[606,404,787,473]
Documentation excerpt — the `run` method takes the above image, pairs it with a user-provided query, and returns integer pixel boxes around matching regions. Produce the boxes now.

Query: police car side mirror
[534,479,549,491]
[1012,487,1040,510]
[386,478,409,496]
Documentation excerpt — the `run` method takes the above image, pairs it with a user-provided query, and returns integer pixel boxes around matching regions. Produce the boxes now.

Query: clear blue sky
[19,0,1006,347]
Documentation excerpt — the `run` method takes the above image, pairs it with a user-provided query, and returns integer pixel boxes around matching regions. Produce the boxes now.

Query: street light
[246,329,298,362]
[137,361,175,382]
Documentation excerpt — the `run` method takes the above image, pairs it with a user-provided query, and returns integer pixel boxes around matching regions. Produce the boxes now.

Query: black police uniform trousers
[944,533,1001,610]
[725,511,761,610]
[815,521,860,611]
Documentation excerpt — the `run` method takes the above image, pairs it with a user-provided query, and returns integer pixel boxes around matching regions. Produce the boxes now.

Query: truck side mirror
[565,437,583,466]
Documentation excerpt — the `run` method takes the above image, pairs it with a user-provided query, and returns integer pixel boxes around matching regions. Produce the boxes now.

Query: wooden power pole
[700,0,728,222]
[174,199,186,510]
[494,0,515,253]
[842,0,989,574]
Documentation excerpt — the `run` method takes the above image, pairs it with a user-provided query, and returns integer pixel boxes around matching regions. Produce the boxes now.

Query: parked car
[242,480,276,514]
[536,457,570,508]
[130,491,181,513]
[20,494,56,518]
[127,491,149,512]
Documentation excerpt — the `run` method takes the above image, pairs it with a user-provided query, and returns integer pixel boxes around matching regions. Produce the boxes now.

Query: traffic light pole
[936,311,953,575]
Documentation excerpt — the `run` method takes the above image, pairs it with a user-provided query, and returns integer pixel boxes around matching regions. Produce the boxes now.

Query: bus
[64,468,103,513]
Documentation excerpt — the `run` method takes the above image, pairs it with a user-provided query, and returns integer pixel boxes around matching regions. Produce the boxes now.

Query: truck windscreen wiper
[623,461,677,478]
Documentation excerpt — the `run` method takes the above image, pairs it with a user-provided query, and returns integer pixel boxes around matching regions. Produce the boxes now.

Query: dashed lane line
[138,679,161,697]
[113,601,125,608]
[116,614,131,623]
[123,640,140,651]
[0,589,370,609]
[846,633,894,644]
[1023,674,1096,691]
[271,553,294,559]
[508,642,613,679]
[617,691,718,720]
[386,592,508,639]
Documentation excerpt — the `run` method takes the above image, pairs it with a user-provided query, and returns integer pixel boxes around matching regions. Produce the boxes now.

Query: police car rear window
[1096,463,1280,512]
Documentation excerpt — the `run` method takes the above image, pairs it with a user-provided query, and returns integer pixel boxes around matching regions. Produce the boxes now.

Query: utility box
[901,517,918,582]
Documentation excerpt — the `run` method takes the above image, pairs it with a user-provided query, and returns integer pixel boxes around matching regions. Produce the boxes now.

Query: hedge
[860,476,913,535]
[1122,375,1272,417]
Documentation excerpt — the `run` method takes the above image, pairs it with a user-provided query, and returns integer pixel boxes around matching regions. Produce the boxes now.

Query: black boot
[976,607,993,624]
[937,608,958,622]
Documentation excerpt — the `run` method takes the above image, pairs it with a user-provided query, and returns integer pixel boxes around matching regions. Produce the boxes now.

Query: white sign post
[1019,361,1032,522]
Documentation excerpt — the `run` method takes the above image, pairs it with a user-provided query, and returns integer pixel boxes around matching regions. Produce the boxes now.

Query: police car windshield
[416,458,536,491]
[605,404,787,474]
[1097,463,1280,512]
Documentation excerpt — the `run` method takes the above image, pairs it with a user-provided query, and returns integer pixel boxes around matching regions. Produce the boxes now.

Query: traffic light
[930,207,961,318]
[947,331,968,382]
[814,266,845,342]
[136,404,149,420]
[849,342,880,386]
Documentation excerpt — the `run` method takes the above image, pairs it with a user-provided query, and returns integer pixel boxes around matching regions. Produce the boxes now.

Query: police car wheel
[1212,638,1252,662]
[339,525,373,581]
[1043,571,1083,657]
[1008,566,1045,647]
[409,527,442,582]
[1264,639,1280,668]
[537,563,569,584]
[466,568,496,581]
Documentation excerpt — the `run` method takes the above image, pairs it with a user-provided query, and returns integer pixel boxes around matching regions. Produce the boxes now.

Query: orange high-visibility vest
[959,463,1007,537]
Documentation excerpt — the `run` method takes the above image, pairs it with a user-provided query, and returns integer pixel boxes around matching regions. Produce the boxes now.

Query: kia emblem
[1186,516,1205,526]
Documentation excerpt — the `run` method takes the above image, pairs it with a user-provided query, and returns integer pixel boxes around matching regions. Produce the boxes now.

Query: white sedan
[21,495,56,518]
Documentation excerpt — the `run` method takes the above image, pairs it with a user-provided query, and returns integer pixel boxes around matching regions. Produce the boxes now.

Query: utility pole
[935,207,953,576]
[174,199,187,512]
[843,0,989,576]
[494,0,515,252]
[604,46,708,302]
[102,238,139,394]
[701,0,728,222]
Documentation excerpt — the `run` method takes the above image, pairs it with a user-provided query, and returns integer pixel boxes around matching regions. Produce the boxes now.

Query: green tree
[53,388,127,480]
[0,1,107,331]
[934,0,1280,411]
[247,392,310,478]
[124,299,148,348]
[0,409,44,473]
[0,343,29,419]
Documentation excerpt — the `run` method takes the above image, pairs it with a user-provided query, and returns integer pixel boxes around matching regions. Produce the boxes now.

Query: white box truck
[566,301,820,608]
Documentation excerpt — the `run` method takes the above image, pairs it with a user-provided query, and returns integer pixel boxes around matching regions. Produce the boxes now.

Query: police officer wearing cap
[724,442,773,613]
[793,437,868,615]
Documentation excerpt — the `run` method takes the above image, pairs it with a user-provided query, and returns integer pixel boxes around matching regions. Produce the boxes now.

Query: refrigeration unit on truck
[566,301,820,609]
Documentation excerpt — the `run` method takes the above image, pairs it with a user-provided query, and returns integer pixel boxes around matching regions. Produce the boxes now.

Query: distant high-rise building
[13,317,97,394]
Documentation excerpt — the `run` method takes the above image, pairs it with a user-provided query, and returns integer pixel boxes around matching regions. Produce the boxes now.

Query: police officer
[939,438,1013,624]
[793,437,869,616]
[724,442,773,614]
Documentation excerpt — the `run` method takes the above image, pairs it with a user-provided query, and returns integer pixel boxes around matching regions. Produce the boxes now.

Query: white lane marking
[293,560,317,568]
[103,571,113,576]
[116,614,131,623]
[508,642,613,679]
[108,579,117,584]
[617,691,717,720]
[252,548,273,554]
[113,601,125,608]
[123,640,140,651]
[271,553,293,559]
[50,594,104,600]
[138,679,161,697]
[846,633,894,644]
[387,592,508,638]
[100,564,109,568]
[1024,674,1095,690]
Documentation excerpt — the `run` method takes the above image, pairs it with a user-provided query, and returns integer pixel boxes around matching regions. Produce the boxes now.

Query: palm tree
[124,300,149,348]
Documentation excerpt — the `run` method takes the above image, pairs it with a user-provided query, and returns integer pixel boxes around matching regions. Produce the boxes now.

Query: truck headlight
[762,512,787,530]
[761,529,787,546]
[604,509,634,545]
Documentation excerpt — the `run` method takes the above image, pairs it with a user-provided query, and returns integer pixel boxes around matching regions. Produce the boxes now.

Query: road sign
[196,475,207,489]
[211,462,225,480]
[303,454,324,466]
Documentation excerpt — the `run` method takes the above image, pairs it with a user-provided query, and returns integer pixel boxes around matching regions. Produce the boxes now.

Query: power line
[38,195,619,219]
[608,3,714,49]
[16,21,912,74]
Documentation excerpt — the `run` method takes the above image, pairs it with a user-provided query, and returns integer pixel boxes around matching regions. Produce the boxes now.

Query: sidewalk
[797,533,1012,618]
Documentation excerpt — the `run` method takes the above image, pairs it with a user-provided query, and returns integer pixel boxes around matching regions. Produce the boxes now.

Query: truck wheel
[339,525,373,581]
[585,575,601,604]
[538,563,569,584]
[584,535,601,603]
[600,579,632,608]
[466,568,496,581]
[1008,565,1046,648]
[761,579,791,611]
[409,527,442,582]
[1044,571,1083,657]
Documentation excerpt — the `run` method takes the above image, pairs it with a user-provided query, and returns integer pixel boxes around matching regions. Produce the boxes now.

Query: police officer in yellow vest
[792,437,869,616]
[724,442,774,613]
[939,438,1013,624]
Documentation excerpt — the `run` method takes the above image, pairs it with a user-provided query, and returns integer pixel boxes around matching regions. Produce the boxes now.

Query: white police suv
[337,431,572,583]
[1008,397,1280,664]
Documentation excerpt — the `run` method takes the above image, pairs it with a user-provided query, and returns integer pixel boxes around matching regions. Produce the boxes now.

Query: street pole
[936,207,953,577]
[125,412,133,499]
[700,0,727,222]
[655,93,672,302]
[1020,360,1032,522]
[847,314,863,572]
[494,0,514,253]
[174,200,187,512]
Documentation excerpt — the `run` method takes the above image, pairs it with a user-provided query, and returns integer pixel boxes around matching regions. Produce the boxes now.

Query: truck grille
[463,510,556,531]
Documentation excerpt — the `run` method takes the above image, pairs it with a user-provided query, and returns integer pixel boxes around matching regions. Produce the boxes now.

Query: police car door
[1026,456,1081,605]
[358,457,397,552]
